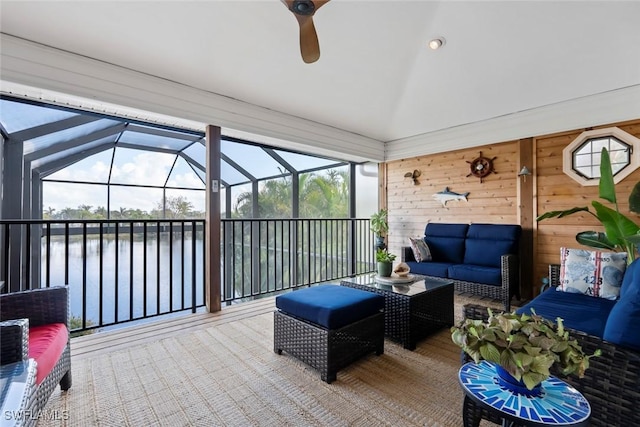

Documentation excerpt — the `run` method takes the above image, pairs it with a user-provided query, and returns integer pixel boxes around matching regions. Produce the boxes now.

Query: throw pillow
[558,247,627,299]
[603,257,640,351]
[408,237,432,262]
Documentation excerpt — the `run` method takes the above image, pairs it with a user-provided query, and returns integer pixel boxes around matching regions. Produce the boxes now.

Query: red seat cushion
[28,323,68,385]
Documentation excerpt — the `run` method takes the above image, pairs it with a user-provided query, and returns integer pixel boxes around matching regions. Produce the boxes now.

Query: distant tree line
[44,168,351,221]
[43,196,204,220]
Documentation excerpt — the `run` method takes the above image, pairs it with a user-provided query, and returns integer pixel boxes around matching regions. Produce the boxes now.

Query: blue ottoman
[274,285,385,383]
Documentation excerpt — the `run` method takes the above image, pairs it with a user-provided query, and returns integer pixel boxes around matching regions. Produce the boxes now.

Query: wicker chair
[0,286,72,411]
[461,297,640,427]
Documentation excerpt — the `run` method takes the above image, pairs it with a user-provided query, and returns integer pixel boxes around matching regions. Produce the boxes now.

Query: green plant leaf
[624,232,640,244]
[592,201,640,247]
[513,352,534,369]
[451,329,467,347]
[499,350,518,377]
[530,355,553,377]
[599,148,617,204]
[629,182,640,214]
[508,334,528,350]
[479,342,501,363]
[536,207,590,221]
[522,372,547,390]
[497,315,514,335]
[575,231,617,250]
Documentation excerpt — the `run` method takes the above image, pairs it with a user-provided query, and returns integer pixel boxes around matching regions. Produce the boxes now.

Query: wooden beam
[205,125,221,312]
[517,138,535,300]
[378,162,387,211]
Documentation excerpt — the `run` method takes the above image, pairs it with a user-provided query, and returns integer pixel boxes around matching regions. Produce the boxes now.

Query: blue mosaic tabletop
[459,361,590,426]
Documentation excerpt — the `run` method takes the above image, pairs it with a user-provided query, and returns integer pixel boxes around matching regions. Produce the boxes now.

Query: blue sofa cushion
[603,258,640,350]
[424,223,469,263]
[405,261,453,278]
[448,264,502,286]
[516,287,616,338]
[275,285,384,329]
[463,224,521,268]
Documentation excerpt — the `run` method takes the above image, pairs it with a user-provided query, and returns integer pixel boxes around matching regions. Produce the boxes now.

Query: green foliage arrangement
[370,209,389,237]
[537,147,640,264]
[375,248,396,263]
[451,309,600,390]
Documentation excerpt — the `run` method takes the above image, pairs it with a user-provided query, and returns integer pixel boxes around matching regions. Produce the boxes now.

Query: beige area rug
[40,294,504,427]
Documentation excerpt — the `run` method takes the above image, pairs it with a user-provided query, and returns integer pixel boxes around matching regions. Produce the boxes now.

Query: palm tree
[94,206,107,219]
[44,206,56,219]
[77,205,93,219]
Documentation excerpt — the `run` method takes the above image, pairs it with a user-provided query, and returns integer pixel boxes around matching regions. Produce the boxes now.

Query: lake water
[42,234,205,328]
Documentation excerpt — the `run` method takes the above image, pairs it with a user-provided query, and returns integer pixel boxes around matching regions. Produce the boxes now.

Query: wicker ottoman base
[274,310,384,383]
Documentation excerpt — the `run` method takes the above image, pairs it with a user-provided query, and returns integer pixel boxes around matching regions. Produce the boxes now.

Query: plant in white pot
[375,248,396,277]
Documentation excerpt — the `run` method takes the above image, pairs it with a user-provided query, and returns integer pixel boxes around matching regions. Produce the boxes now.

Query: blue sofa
[401,223,521,310]
[463,258,640,426]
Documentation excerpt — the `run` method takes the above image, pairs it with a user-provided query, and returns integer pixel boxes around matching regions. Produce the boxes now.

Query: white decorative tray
[375,274,416,285]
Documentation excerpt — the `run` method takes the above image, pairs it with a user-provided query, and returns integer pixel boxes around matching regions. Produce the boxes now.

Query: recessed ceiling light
[428,37,446,50]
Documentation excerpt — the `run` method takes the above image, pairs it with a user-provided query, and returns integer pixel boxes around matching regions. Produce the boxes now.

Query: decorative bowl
[393,262,410,277]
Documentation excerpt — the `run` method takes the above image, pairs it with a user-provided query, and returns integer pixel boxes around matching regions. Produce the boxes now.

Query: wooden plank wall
[385,118,640,301]
[535,119,640,292]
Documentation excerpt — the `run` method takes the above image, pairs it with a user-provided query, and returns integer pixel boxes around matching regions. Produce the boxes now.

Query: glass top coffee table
[340,273,454,350]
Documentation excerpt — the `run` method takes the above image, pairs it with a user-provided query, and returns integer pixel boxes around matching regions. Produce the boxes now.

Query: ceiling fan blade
[298,17,320,63]
[281,0,330,63]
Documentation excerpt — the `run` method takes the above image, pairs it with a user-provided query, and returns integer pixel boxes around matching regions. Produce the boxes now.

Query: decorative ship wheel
[466,151,497,183]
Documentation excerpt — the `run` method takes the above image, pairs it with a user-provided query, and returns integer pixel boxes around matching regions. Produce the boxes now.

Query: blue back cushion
[275,285,384,329]
[464,224,521,268]
[603,258,640,350]
[424,223,469,263]
[516,287,615,338]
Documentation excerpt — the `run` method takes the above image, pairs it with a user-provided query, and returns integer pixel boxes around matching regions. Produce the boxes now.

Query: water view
[42,231,205,329]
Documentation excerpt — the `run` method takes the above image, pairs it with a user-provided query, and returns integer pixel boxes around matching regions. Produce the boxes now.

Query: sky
[43,148,205,213]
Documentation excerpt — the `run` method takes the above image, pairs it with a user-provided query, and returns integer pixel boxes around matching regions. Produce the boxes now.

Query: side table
[458,361,590,427]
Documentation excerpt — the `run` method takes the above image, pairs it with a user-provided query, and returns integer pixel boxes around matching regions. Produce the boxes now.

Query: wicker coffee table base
[341,279,454,350]
[274,310,384,383]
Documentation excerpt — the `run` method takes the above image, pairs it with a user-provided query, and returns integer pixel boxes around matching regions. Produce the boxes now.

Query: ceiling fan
[281,0,330,63]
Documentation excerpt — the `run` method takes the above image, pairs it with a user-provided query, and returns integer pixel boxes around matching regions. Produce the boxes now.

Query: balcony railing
[221,218,374,301]
[0,218,374,333]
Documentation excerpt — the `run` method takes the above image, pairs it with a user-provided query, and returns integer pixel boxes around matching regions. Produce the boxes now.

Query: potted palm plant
[370,209,389,250]
[376,248,396,277]
[451,309,600,391]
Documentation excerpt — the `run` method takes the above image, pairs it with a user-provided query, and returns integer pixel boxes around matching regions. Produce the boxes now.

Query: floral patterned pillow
[558,247,627,299]
[408,237,432,262]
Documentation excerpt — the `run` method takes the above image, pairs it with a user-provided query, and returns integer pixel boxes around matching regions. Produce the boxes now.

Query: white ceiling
[1,0,640,161]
